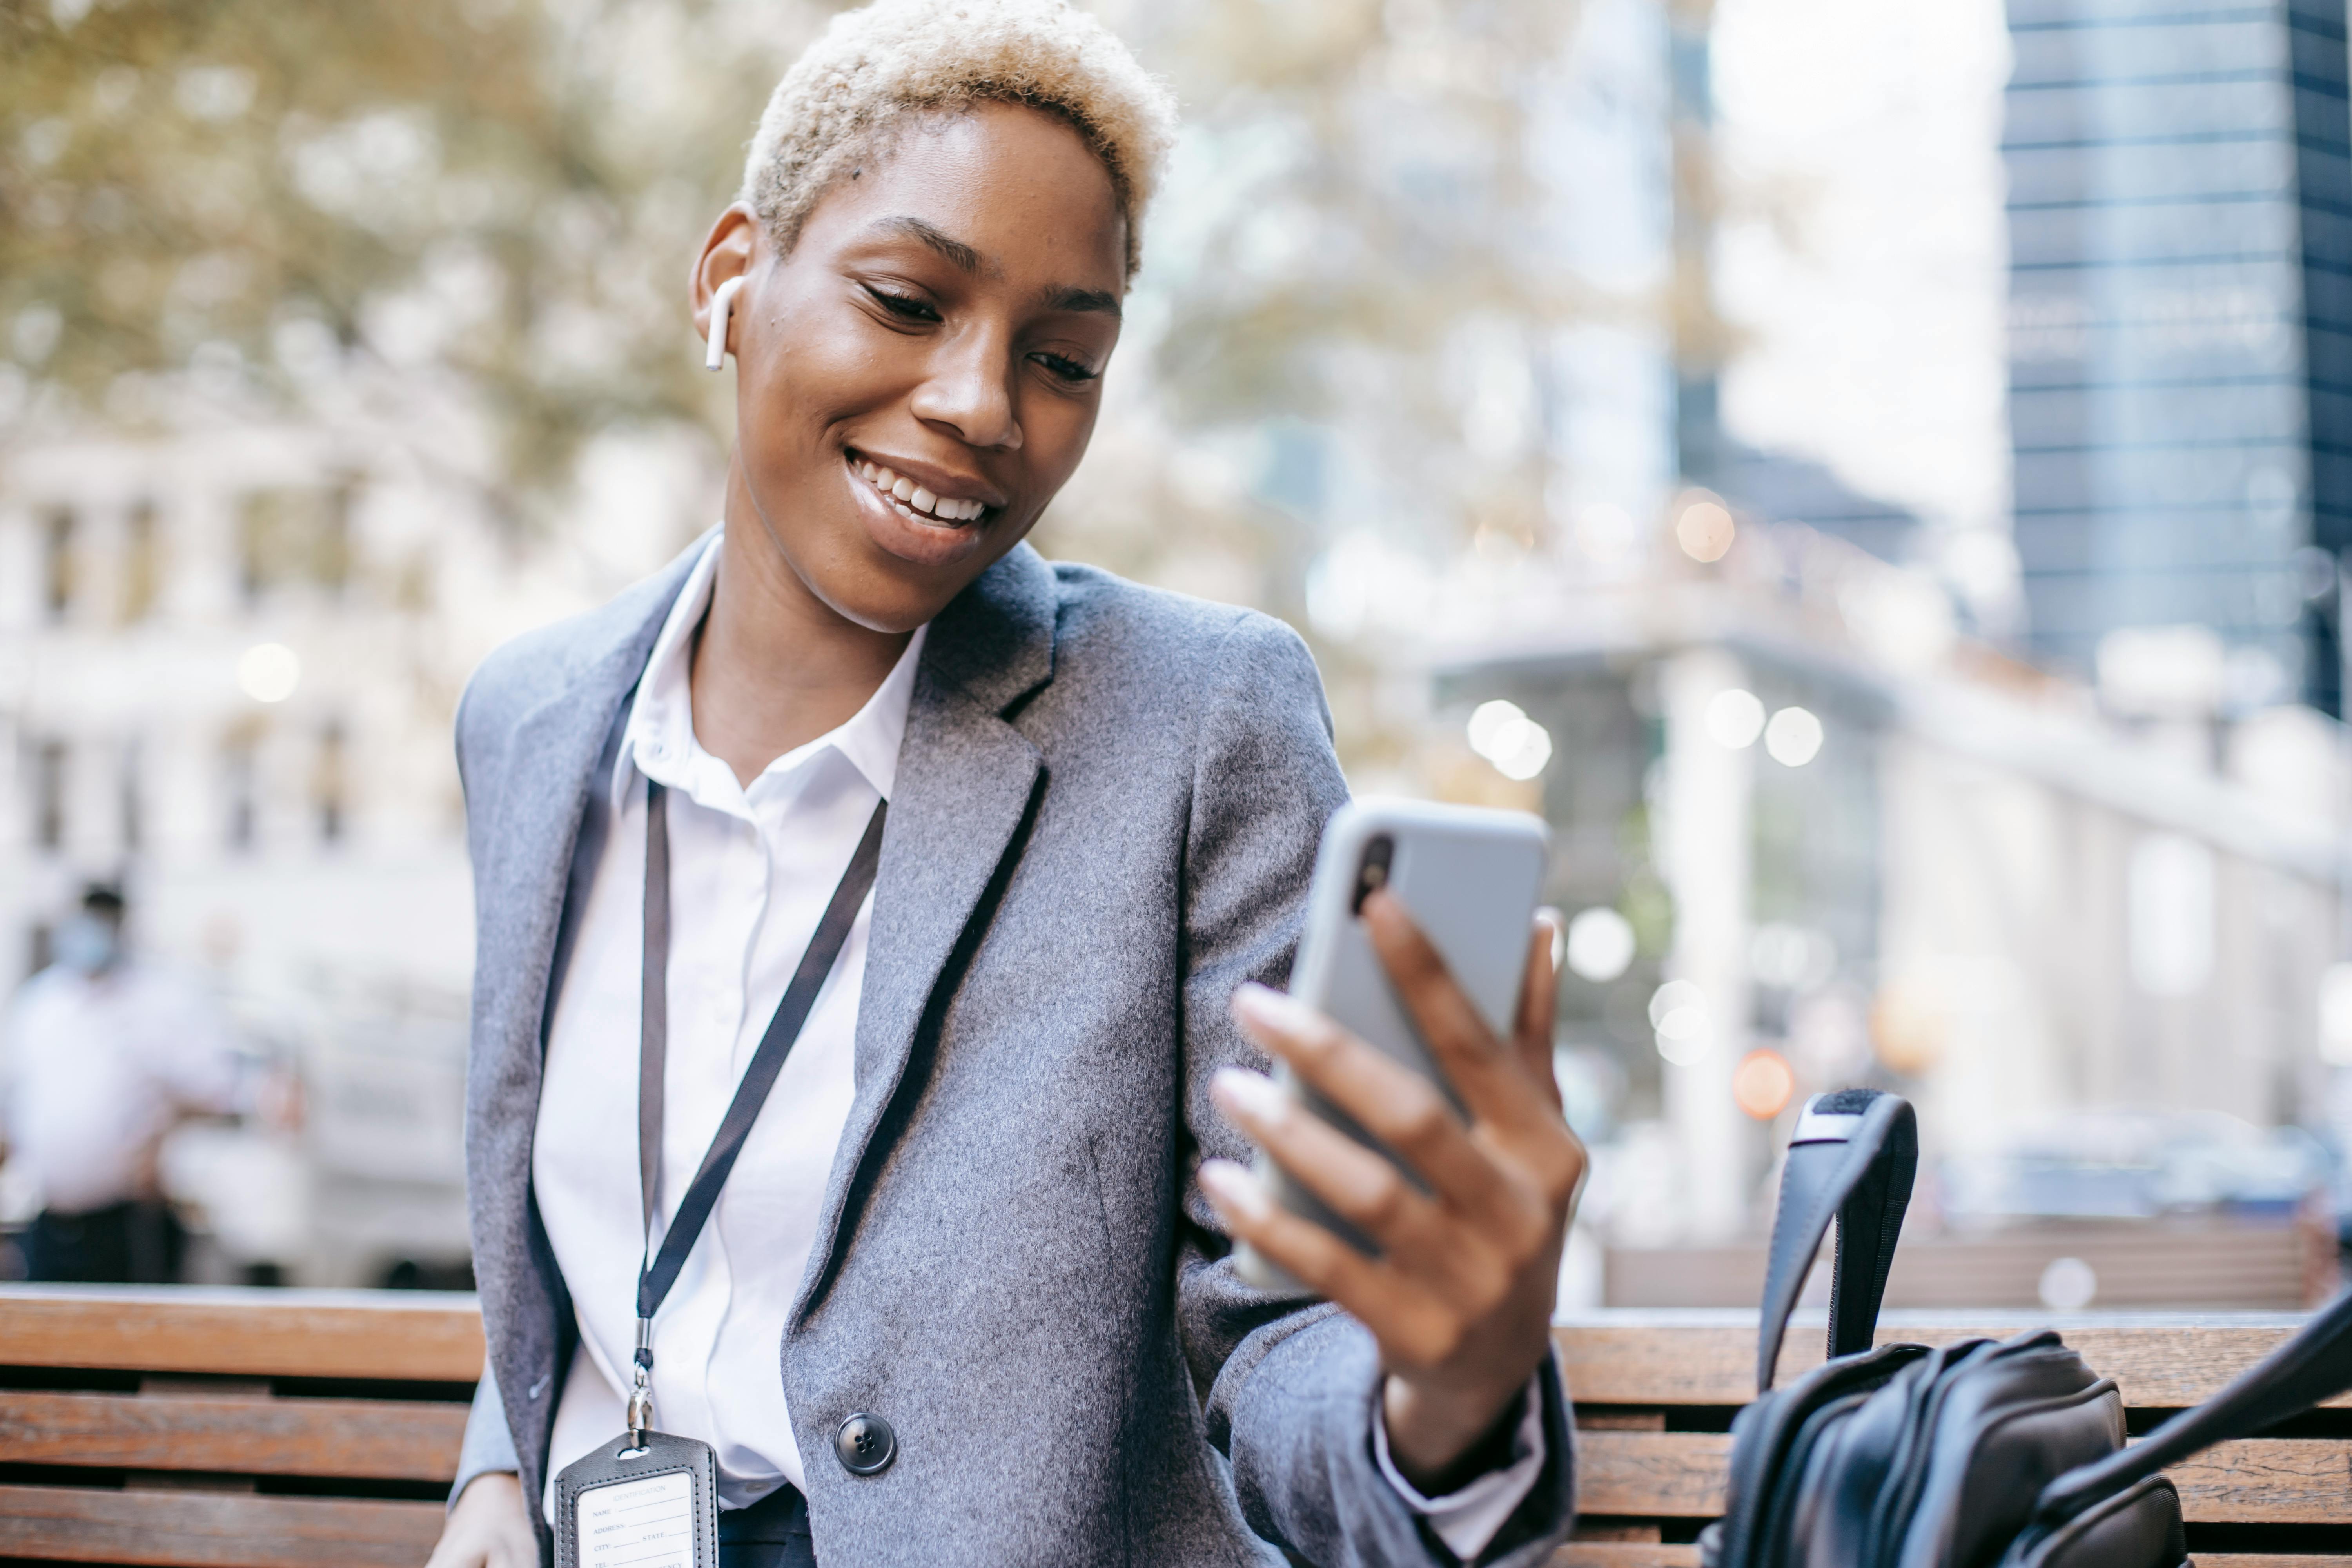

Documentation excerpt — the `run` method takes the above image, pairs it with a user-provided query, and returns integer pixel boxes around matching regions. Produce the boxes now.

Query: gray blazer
[450,537,1575,1566]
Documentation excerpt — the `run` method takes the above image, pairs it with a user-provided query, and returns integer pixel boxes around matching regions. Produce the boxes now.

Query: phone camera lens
[1353,835,1395,914]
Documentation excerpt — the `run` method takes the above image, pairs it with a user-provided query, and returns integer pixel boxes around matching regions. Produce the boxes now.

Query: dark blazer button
[835,1412,896,1475]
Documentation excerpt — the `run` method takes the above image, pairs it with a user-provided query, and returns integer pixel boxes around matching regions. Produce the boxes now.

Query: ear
[690,203,761,345]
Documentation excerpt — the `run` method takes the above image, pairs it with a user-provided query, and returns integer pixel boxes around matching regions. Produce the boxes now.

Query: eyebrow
[879,215,981,275]
[1040,285,1122,319]
[871,215,1122,319]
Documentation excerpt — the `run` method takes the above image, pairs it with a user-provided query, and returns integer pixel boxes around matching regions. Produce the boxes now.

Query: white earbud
[704,276,747,371]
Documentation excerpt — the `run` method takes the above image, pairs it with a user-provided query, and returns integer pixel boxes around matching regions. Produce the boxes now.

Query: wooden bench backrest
[0,1285,481,1568]
[1553,1311,2352,1568]
[0,1291,2345,1566]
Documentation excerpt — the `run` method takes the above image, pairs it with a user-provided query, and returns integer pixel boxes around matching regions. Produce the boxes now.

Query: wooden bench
[0,1285,480,1566]
[0,1289,2345,1565]
[1555,1309,2352,1568]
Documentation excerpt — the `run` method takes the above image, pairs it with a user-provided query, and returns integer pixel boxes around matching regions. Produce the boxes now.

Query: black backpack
[1703,1087,2352,1568]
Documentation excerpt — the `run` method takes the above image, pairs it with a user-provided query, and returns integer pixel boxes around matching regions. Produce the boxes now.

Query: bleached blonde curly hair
[741,0,1178,280]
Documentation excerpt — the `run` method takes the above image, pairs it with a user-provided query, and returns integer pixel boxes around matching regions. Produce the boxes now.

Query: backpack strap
[2025,1286,2352,1537]
[1753,1090,1918,1394]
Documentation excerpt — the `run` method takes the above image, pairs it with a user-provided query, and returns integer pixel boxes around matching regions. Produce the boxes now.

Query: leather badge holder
[554,1430,720,1568]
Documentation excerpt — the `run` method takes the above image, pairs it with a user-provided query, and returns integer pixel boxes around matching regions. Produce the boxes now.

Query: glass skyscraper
[2005,0,2352,710]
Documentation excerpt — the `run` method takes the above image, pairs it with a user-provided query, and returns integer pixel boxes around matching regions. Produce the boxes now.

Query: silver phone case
[1236,797,1550,1292]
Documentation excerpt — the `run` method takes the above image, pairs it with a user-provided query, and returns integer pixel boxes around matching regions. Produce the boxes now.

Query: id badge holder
[554,1429,719,1568]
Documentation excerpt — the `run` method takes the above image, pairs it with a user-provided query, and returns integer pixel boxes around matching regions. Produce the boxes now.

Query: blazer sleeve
[1173,613,1577,1568]
[450,1358,523,1508]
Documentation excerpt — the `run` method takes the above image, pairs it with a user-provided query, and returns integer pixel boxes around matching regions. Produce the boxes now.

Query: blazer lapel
[470,537,707,1341]
[795,543,1058,1321]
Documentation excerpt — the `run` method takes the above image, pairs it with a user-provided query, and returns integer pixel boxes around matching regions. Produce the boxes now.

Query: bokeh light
[1650,978,1710,1065]
[237,643,301,704]
[1731,1048,1795,1120]
[1704,688,1766,749]
[1565,907,1636,982]
[1764,705,1824,766]
[1675,495,1736,562]
[1466,698,1554,781]
[2037,1256,2098,1311]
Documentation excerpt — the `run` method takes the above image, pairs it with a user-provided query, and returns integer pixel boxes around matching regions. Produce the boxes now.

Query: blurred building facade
[1435,523,2350,1268]
[0,407,701,1283]
[2004,0,2352,708]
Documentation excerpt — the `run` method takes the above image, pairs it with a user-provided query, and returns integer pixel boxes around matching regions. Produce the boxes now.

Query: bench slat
[0,1392,466,1481]
[1555,1318,2348,1409]
[1575,1431,2352,1524]
[0,1486,443,1567]
[2172,1439,2352,1524]
[0,1288,483,1382]
[1576,1433,1732,1517]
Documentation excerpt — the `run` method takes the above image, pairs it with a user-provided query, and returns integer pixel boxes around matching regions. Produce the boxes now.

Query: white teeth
[855,457,986,521]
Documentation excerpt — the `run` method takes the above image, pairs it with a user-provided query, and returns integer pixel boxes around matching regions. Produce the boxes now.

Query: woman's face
[693,102,1127,632]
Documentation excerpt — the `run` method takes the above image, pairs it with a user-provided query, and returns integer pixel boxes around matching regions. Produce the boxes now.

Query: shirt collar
[610,532,929,811]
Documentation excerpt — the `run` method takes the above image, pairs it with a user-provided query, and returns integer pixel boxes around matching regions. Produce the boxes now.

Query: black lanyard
[626,777,889,1441]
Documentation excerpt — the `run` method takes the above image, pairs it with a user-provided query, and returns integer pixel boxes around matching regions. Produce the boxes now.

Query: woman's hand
[1201,890,1586,1492]
[424,1472,537,1568]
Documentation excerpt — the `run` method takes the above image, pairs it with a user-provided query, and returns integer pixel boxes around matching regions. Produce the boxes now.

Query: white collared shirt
[531,535,1539,1553]
[535,537,922,1513]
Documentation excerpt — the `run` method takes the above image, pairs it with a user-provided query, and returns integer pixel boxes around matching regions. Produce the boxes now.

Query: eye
[865,285,940,323]
[1031,350,1099,384]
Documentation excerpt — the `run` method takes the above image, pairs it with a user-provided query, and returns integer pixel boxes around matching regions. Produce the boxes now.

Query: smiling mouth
[850,454,991,527]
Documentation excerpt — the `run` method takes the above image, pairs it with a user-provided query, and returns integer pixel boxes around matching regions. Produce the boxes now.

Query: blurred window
[42,509,73,623]
[223,733,258,852]
[238,486,353,605]
[120,738,143,855]
[33,742,65,851]
[323,482,354,596]
[120,500,158,625]
[238,493,278,605]
[315,722,347,846]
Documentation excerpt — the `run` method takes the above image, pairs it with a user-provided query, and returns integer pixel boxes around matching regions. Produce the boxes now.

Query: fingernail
[1232,983,1315,1033]
[1198,1158,1270,1221]
[1211,1065,1288,1125]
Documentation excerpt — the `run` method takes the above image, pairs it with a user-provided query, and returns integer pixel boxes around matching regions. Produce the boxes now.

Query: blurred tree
[3,0,1664,673]
[0,0,819,519]
[1043,0,1612,784]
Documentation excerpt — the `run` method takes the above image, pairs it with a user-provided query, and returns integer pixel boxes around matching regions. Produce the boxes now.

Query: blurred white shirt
[2,962,245,1214]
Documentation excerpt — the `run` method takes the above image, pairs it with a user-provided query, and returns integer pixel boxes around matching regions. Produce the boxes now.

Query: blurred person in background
[431,1,1584,1566]
[0,884,250,1285]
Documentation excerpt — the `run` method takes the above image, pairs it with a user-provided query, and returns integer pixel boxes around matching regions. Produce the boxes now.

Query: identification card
[554,1429,720,1568]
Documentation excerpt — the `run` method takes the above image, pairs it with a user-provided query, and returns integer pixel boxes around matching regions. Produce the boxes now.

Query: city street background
[5,0,2349,1312]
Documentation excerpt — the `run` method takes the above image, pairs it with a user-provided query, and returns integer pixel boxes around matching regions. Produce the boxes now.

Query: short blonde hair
[741,0,1178,279]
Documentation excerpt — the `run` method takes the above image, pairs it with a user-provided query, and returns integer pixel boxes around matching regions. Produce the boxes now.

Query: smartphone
[1234,797,1551,1292]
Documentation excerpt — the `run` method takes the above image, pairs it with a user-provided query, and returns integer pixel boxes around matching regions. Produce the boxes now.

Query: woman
[426,2,1584,1564]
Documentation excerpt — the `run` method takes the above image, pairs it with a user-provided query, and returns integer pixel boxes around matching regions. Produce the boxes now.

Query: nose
[907,323,1022,452]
